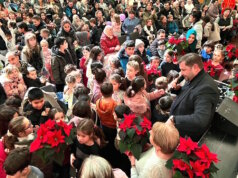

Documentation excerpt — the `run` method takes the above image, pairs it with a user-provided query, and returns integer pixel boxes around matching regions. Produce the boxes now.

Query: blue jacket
[122,17,140,34]
[168,22,178,34]
[200,49,213,62]
[118,49,129,72]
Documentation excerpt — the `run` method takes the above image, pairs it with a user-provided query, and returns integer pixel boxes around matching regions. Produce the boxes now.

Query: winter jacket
[192,20,203,49]
[100,32,120,55]
[51,46,75,85]
[124,89,164,120]
[122,17,140,34]
[96,98,117,128]
[203,22,221,42]
[117,48,130,72]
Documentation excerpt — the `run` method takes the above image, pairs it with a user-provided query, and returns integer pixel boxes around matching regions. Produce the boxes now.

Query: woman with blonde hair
[21,32,43,75]
[0,65,27,99]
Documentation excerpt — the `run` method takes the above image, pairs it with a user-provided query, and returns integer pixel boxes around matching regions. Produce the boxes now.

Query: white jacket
[192,20,203,49]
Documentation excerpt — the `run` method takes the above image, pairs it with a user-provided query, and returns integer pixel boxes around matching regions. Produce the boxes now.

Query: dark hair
[91,61,104,75]
[77,95,91,102]
[129,55,148,82]
[89,18,96,24]
[32,15,41,21]
[82,46,90,52]
[28,88,44,101]
[114,104,131,118]
[178,53,203,69]
[112,68,125,77]
[100,82,113,97]
[94,69,106,84]
[150,56,160,63]
[202,16,215,31]
[167,70,179,83]
[126,76,145,97]
[48,108,65,119]
[74,86,90,99]
[64,64,77,74]
[125,40,135,48]
[5,95,22,109]
[55,37,66,48]
[77,119,107,148]
[191,11,202,24]
[4,147,31,175]
[110,74,126,90]
[89,46,103,62]
[0,105,18,137]
[158,95,173,111]
[157,29,166,35]
[73,101,92,119]
[110,57,121,69]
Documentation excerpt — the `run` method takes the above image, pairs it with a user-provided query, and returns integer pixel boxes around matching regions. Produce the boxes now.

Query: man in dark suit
[167,53,219,141]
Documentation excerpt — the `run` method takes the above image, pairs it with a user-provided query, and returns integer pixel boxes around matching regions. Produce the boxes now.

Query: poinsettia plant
[30,119,75,165]
[145,67,161,83]
[118,114,151,159]
[166,36,188,56]
[225,44,238,61]
[166,137,219,178]
[231,71,238,103]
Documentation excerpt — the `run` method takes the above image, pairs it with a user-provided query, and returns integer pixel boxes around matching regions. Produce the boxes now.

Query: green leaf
[208,162,219,173]
[173,171,186,178]
[119,130,126,141]
[127,129,135,139]
[130,144,142,160]
[165,158,173,169]
[118,141,128,153]
[53,150,65,166]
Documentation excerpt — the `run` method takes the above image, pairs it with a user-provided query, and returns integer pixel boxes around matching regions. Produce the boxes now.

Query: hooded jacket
[51,46,75,85]
[96,98,117,128]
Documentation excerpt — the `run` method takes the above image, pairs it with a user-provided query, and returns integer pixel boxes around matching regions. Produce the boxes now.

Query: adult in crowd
[168,53,219,141]
[150,29,166,57]
[207,0,219,22]
[122,10,140,35]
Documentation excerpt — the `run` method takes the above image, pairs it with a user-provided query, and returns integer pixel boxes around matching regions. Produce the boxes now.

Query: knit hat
[135,39,144,48]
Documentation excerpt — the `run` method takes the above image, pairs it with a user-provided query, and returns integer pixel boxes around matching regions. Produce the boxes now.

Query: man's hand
[166,115,175,125]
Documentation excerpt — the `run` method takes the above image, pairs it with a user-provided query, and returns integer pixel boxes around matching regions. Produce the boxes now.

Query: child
[1,64,27,99]
[49,108,67,123]
[124,76,165,120]
[40,39,54,82]
[167,14,178,35]
[112,13,122,37]
[23,88,52,126]
[96,82,117,144]
[147,56,161,70]
[200,41,214,62]
[79,46,90,86]
[125,60,140,88]
[135,39,149,64]
[157,39,166,59]
[143,19,156,45]
[24,67,45,88]
[110,74,126,104]
[89,18,100,45]
[63,75,77,112]
[160,50,180,77]
[69,69,84,88]
[70,119,104,172]
[106,56,122,77]
[152,95,173,124]
[40,28,54,48]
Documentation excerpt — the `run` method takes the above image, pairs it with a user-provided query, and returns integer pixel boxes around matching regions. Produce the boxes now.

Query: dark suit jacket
[170,69,219,141]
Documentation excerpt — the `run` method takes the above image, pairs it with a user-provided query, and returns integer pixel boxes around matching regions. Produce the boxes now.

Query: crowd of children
[0,0,238,178]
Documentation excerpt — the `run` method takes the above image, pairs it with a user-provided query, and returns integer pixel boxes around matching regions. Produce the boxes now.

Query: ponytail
[126,76,145,98]
[93,125,107,148]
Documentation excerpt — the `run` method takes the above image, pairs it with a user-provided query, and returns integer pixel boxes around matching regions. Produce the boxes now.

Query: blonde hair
[22,32,40,59]
[40,39,49,47]
[4,64,21,78]
[152,122,179,154]
[80,155,114,178]
[127,60,139,72]
[155,76,168,90]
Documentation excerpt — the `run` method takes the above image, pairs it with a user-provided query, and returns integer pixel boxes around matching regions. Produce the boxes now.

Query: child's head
[150,122,179,154]
[157,95,173,111]
[89,18,96,26]
[155,77,168,90]
[150,56,160,69]
[164,49,174,63]
[40,28,50,39]
[114,104,131,119]
[89,46,103,62]
[135,39,145,53]
[167,14,173,21]
[69,70,82,84]
[213,49,224,63]
[108,56,121,70]
[64,64,77,75]
[65,75,76,90]
[203,40,214,54]
[4,147,32,177]
[76,119,95,144]
[32,15,41,27]
[146,18,153,26]
[26,67,37,80]
[74,86,90,99]
[4,64,21,80]
[28,88,45,110]
[49,108,65,122]
[157,39,166,50]
[5,95,22,110]
[73,100,92,119]
[126,76,145,97]
[55,37,68,50]
[214,43,223,51]
[100,82,113,98]
[94,69,107,84]
[91,61,104,75]
[110,74,126,91]
[126,60,139,80]
[167,70,179,83]
[82,46,90,59]
[40,39,49,51]
[125,40,135,57]
[25,32,37,48]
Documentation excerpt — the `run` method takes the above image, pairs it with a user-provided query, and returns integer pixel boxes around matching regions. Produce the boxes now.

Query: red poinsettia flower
[235,73,238,80]
[169,36,175,44]
[226,44,235,52]
[190,160,207,178]
[173,159,193,178]
[119,114,136,131]
[140,117,152,130]
[37,126,48,143]
[47,130,65,147]
[57,120,73,136]
[194,144,219,164]
[235,49,238,58]
[44,119,55,130]
[30,138,43,152]
[177,137,198,155]
[233,95,238,103]
[227,52,234,59]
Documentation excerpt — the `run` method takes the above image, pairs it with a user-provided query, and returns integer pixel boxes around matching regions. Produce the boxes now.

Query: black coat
[170,70,219,141]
